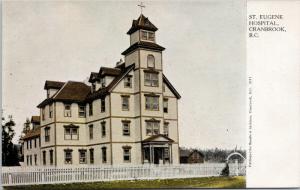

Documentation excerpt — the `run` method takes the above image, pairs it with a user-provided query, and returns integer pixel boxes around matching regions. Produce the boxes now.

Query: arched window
[147,55,155,68]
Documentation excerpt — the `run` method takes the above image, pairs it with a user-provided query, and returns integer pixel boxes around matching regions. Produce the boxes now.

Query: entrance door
[153,148,163,164]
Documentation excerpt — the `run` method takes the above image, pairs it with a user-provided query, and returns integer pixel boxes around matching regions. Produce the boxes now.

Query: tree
[2,115,20,166]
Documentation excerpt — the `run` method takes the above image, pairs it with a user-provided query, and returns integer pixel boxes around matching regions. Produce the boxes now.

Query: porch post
[170,144,172,164]
[149,144,152,164]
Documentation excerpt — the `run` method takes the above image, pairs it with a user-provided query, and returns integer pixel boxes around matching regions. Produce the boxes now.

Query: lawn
[4,176,246,189]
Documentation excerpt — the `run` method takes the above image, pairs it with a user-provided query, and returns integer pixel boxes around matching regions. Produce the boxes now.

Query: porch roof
[142,134,174,143]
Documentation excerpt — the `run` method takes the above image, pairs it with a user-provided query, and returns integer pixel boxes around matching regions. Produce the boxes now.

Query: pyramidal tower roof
[127,14,158,34]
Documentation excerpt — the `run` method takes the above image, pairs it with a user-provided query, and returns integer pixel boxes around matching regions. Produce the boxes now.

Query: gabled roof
[122,41,165,55]
[85,64,135,102]
[20,126,41,140]
[163,74,181,99]
[127,14,158,35]
[99,67,121,77]
[142,134,174,143]
[44,80,65,90]
[88,72,99,83]
[31,116,40,124]
[38,81,91,108]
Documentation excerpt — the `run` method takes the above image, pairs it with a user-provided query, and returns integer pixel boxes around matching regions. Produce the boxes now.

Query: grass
[4,176,246,189]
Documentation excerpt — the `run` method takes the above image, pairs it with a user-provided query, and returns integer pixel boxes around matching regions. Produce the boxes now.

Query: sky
[2,0,246,149]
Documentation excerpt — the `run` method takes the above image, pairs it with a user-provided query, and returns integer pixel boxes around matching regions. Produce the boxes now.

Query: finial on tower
[138,2,145,14]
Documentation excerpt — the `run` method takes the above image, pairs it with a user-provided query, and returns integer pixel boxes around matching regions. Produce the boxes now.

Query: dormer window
[100,78,106,88]
[141,30,155,42]
[147,55,155,68]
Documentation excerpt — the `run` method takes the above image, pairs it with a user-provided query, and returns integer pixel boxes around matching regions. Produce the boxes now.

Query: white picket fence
[1,163,246,186]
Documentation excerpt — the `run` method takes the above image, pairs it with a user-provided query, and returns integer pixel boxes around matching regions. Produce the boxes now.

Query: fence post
[8,173,12,185]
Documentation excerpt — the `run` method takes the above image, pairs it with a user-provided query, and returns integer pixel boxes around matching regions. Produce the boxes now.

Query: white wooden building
[23,14,181,166]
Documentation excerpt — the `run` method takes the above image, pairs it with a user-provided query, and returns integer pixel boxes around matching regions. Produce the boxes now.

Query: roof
[163,74,181,99]
[85,64,135,102]
[99,67,121,76]
[20,126,41,140]
[180,149,191,157]
[38,81,91,108]
[142,134,174,143]
[44,80,65,90]
[31,116,40,123]
[53,81,91,102]
[127,14,158,35]
[122,41,165,55]
[88,72,99,83]
[180,149,204,157]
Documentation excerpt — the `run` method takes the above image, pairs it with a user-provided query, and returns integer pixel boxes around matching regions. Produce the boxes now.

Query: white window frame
[145,96,159,111]
[124,76,132,88]
[79,149,87,164]
[101,122,106,137]
[122,121,130,136]
[144,72,159,87]
[78,105,86,117]
[123,148,131,162]
[64,104,72,117]
[64,127,79,140]
[146,121,160,136]
[147,55,155,68]
[64,149,72,164]
[122,96,130,111]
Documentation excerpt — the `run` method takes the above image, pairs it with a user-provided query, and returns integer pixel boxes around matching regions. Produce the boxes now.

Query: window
[26,140,29,149]
[122,96,129,111]
[29,140,32,149]
[49,104,53,118]
[122,121,130,136]
[102,147,107,163]
[146,121,160,136]
[163,122,169,137]
[42,151,46,165]
[123,147,131,162]
[141,31,155,41]
[79,149,87,164]
[49,150,53,165]
[34,154,37,165]
[163,99,168,113]
[89,125,93,139]
[64,126,79,140]
[141,31,147,40]
[145,96,159,111]
[101,98,105,112]
[148,32,155,41]
[144,72,158,87]
[26,155,29,166]
[101,122,106,137]
[64,149,72,164]
[147,55,155,68]
[89,149,94,164]
[42,108,45,120]
[100,78,106,88]
[64,104,71,117]
[79,105,86,117]
[34,138,37,148]
[89,103,93,116]
[30,155,32,166]
[44,127,50,142]
[124,76,132,88]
